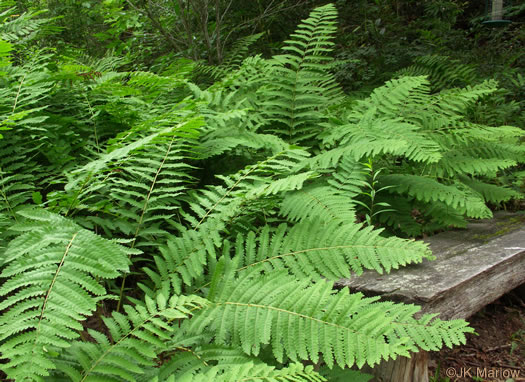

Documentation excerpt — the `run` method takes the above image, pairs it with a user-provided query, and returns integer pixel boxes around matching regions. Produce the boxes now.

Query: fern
[55,294,208,382]
[459,176,522,204]
[259,4,341,143]
[382,174,492,219]
[187,263,473,369]
[0,4,489,381]
[0,208,132,380]
[319,74,523,233]
[232,222,432,279]
[395,55,478,92]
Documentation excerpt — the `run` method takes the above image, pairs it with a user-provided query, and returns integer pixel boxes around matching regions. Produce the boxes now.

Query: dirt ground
[429,286,525,382]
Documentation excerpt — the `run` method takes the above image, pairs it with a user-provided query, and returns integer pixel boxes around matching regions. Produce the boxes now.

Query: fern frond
[55,294,208,382]
[233,221,432,279]
[280,185,357,224]
[460,176,522,203]
[104,120,201,243]
[188,267,473,369]
[432,152,516,177]
[434,80,498,116]
[174,362,325,382]
[349,76,430,120]
[0,208,132,380]
[395,55,478,91]
[382,174,492,219]
[323,111,442,163]
[260,4,340,143]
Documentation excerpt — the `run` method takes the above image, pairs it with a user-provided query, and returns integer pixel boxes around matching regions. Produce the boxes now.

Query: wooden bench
[336,212,525,382]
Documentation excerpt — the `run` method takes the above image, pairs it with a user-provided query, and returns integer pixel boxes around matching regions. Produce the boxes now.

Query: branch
[125,0,183,52]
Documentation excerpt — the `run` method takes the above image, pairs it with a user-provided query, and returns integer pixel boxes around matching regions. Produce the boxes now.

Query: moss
[472,214,525,242]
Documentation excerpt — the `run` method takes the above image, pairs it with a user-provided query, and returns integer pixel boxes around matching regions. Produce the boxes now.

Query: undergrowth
[0,3,522,381]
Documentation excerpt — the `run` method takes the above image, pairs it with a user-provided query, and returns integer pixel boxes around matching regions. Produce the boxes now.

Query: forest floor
[429,286,525,382]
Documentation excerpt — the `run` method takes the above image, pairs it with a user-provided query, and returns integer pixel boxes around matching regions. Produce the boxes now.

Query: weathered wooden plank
[337,212,525,319]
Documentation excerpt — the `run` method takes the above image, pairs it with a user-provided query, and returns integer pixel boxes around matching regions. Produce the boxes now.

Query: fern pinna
[5,3,521,382]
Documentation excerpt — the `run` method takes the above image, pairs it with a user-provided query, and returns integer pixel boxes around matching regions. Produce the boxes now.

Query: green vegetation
[0,1,523,381]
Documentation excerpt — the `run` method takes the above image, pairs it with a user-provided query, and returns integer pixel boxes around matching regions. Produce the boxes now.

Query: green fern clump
[319,75,524,235]
[0,4,482,382]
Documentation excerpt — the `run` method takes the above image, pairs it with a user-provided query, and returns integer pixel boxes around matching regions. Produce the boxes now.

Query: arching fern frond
[382,174,492,219]
[433,80,498,117]
[55,294,208,382]
[431,151,516,177]
[232,221,432,280]
[395,55,478,92]
[188,266,473,369]
[0,208,132,381]
[459,176,522,204]
[348,76,430,121]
